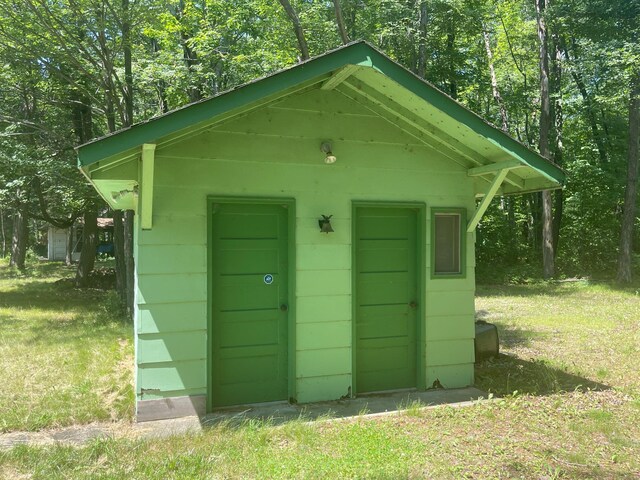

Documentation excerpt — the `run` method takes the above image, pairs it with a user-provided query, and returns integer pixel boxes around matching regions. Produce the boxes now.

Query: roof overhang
[77,40,565,213]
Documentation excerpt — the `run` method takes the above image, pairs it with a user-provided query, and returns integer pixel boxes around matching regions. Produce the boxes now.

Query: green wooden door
[355,206,418,393]
[211,202,289,406]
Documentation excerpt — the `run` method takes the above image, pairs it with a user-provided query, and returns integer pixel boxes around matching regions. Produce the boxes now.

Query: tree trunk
[536,0,554,279]
[0,208,6,257]
[446,11,457,99]
[482,24,509,132]
[10,208,28,270]
[113,211,127,304]
[551,40,564,255]
[151,38,169,114]
[332,0,349,44]
[616,70,640,283]
[75,210,98,287]
[277,0,310,61]
[182,38,201,103]
[122,0,134,126]
[564,38,608,163]
[527,193,541,255]
[417,1,428,79]
[65,226,74,265]
[124,210,135,314]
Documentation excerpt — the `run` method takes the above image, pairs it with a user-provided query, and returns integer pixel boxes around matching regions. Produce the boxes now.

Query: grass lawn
[1,267,639,478]
[0,260,133,432]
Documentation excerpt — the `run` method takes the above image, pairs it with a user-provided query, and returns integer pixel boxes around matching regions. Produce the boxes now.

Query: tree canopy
[0,0,638,282]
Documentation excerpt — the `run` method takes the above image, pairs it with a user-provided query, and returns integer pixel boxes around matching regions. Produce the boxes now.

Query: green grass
[1,275,639,478]
[475,281,640,398]
[0,259,133,432]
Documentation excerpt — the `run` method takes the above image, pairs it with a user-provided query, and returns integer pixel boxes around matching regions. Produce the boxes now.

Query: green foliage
[0,0,637,279]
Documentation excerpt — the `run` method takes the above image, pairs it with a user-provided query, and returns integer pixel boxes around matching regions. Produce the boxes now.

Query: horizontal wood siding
[132,87,477,404]
[138,302,206,334]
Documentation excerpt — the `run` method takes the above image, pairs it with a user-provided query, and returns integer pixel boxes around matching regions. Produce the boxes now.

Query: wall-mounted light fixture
[318,215,334,233]
[320,141,337,164]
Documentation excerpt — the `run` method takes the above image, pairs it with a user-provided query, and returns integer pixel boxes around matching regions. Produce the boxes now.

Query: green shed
[77,41,564,421]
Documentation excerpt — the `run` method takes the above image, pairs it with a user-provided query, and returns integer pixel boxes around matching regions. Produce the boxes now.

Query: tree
[277,0,310,61]
[617,70,640,283]
[75,209,98,287]
[0,0,637,285]
[536,0,555,279]
[332,0,350,45]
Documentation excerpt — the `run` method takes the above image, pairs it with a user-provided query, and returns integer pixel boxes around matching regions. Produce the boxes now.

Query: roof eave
[358,46,565,187]
[77,40,565,191]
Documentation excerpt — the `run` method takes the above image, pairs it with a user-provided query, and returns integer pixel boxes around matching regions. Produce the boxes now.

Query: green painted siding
[131,87,477,405]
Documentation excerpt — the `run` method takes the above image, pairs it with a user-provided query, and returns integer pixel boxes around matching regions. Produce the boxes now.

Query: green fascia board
[77,40,565,188]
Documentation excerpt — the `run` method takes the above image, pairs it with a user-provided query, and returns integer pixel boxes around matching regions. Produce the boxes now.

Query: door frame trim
[351,201,426,396]
[206,196,296,411]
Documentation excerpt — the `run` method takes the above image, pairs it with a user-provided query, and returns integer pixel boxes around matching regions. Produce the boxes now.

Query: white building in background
[46,218,114,261]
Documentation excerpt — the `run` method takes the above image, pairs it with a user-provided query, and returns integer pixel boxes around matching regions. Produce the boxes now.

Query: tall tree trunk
[536,0,554,279]
[551,40,564,255]
[617,70,640,283]
[182,38,201,102]
[529,192,542,255]
[105,88,117,133]
[75,210,98,287]
[122,0,134,126]
[151,38,169,114]
[563,38,607,163]
[332,0,349,44]
[65,226,74,265]
[482,23,509,132]
[506,197,518,262]
[277,0,310,61]
[124,210,135,314]
[345,1,357,39]
[416,1,428,79]
[10,208,28,270]
[170,0,202,103]
[122,1,136,314]
[0,208,6,257]
[113,210,126,305]
[446,14,457,99]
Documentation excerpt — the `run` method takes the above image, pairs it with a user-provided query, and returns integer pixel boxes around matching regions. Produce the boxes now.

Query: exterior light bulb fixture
[320,141,337,164]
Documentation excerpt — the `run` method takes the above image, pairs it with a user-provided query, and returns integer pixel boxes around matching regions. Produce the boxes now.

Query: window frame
[430,207,467,279]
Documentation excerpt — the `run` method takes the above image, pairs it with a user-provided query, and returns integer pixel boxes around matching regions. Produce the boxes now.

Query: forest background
[0,0,638,311]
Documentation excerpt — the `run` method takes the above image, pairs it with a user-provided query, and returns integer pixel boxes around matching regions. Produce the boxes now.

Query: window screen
[434,213,461,274]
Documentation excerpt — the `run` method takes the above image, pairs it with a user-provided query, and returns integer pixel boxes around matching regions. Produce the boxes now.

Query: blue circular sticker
[263,274,274,285]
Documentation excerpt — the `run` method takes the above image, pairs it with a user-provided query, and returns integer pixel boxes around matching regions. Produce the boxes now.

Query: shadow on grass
[476,312,546,349]
[476,283,587,298]
[475,353,609,397]
[0,276,128,345]
[0,261,75,280]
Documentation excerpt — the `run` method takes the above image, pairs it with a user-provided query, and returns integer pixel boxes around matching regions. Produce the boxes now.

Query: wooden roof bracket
[466,168,509,233]
[140,143,156,230]
[320,64,359,90]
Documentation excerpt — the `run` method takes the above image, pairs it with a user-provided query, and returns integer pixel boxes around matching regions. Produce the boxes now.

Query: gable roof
[77,40,564,195]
